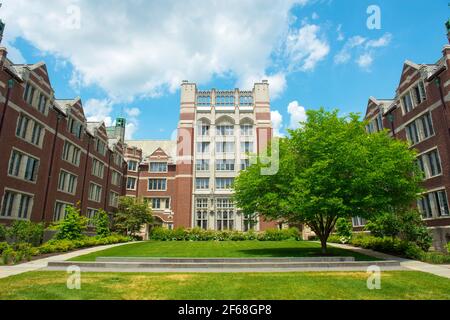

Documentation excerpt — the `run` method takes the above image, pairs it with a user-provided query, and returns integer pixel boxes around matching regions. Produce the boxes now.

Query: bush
[6,221,44,246]
[55,206,88,240]
[0,224,6,242]
[335,218,353,244]
[149,227,300,242]
[0,242,10,255]
[93,210,111,238]
[420,251,450,264]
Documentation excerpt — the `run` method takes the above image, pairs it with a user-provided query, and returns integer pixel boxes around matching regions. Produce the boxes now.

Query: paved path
[0,242,136,279]
[328,242,450,279]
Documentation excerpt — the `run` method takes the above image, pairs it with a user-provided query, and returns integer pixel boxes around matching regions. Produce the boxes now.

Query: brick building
[0,47,127,226]
[125,81,278,233]
[363,30,450,251]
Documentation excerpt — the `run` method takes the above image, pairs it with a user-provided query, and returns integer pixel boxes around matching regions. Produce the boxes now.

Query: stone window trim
[147,178,168,192]
[57,169,78,196]
[416,146,443,180]
[0,188,34,221]
[418,187,450,220]
[15,113,46,149]
[7,147,40,185]
[53,200,74,222]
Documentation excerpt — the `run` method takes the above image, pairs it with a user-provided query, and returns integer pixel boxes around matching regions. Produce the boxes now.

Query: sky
[1,0,449,140]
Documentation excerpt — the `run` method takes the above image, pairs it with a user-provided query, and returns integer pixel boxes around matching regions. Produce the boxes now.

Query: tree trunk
[320,237,328,255]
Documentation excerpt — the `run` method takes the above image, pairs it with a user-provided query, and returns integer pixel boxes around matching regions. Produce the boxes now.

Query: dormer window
[23,83,35,106]
[37,93,48,114]
[67,116,83,139]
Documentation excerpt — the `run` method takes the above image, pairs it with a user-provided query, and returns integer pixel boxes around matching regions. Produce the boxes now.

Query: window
[376,114,383,132]
[412,81,427,105]
[240,124,253,136]
[1,191,33,220]
[126,177,137,190]
[148,179,167,191]
[216,199,234,230]
[197,95,211,106]
[88,183,102,203]
[352,217,366,227]
[216,178,234,190]
[16,115,44,147]
[216,125,234,136]
[197,142,210,154]
[244,213,258,231]
[87,208,98,227]
[196,198,208,208]
[92,159,105,179]
[417,149,442,179]
[113,153,123,167]
[31,122,43,146]
[241,159,250,170]
[109,192,119,208]
[196,159,209,171]
[58,170,77,194]
[8,150,39,182]
[150,162,168,173]
[149,198,170,210]
[37,93,48,114]
[417,190,450,218]
[241,142,253,153]
[402,92,413,113]
[239,95,253,106]
[196,211,208,230]
[198,124,210,136]
[216,142,235,153]
[53,202,70,221]
[68,117,83,139]
[216,159,235,171]
[111,170,122,187]
[127,160,138,171]
[405,113,434,145]
[62,141,81,166]
[23,83,35,106]
[16,115,29,139]
[196,178,209,190]
[216,95,235,106]
[95,138,106,155]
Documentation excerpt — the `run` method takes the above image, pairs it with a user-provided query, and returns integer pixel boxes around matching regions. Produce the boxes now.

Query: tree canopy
[113,197,153,238]
[233,108,423,253]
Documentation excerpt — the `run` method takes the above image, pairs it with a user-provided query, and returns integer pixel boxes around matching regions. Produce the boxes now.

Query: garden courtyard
[1,240,450,300]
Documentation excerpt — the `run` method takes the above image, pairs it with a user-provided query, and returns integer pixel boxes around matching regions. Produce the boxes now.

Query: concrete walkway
[328,242,450,279]
[0,242,136,279]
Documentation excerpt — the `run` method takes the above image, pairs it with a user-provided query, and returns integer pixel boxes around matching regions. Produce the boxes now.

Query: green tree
[55,206,88,240]
[113,197,153,237]
[93,209,111,238]
[335,218,353,243]
[234,108,423,254]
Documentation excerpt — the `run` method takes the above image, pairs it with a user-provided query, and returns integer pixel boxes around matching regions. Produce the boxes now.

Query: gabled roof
[126,140,177,162]
[86,121,103,136]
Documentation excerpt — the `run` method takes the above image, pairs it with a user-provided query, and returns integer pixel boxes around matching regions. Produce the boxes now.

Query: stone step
[47,260,401,269]
[95,257,356,263]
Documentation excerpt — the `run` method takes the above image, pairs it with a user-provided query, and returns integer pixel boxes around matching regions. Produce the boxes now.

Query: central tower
[174,81,274,231]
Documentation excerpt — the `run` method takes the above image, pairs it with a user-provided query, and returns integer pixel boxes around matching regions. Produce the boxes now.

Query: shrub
[0,224,6,242]
[55,206,88,240]
[93,210,111,238]
[335,218,353,243]
[2,247,16,265]
[420,251,450,264]
[149,227,300,242]
[6,221,44,246]
[0,242,10,255]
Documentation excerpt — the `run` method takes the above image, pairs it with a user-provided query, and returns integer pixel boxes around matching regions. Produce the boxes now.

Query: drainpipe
[42,112,63,222]
[103,151,112,211]
[80,135,92,212]
[0,78,14,138]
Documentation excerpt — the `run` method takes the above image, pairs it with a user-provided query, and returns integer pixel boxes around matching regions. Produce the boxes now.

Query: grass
[70,240,379,261]
[0,271,449,300]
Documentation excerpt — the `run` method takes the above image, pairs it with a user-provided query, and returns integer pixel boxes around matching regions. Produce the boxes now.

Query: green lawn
[71,241,379,261]
[1,271,449,300]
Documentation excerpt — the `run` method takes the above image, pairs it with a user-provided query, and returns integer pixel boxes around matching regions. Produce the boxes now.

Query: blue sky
[1,0,449,139]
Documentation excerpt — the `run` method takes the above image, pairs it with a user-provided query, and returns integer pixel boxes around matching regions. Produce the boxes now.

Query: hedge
[0,234,130,265]
[327,234,450,263]
[149,227,300,242]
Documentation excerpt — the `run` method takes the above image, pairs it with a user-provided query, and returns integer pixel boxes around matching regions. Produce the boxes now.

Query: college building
[0,47,128,226]
[124,81,278,234]
[362,27,450,251]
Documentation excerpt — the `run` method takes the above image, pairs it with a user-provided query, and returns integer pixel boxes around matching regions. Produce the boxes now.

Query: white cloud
[334,32,392,69]
[271,110,284,137]
[84,99,113,123]
[336,24,345,42]
[1,0,308,101]
[356,53,373,69]
[125,107,141,118]
[287,101,307,129]
[311,12,319,20]
[285,24,330,72]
